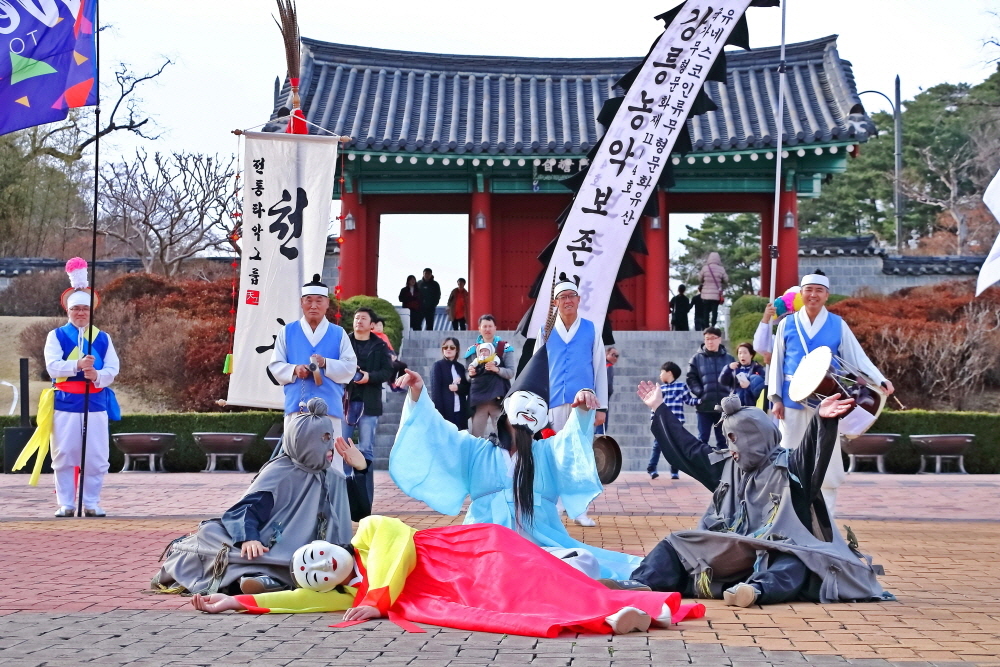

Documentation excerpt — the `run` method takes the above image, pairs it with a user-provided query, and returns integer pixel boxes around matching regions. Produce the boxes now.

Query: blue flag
[0,0,98,136]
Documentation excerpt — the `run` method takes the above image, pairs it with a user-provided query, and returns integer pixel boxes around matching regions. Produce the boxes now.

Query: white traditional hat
[800,273,830,290]
[553,280,579,298]
[301,273,329,297]
[60,257,99,310]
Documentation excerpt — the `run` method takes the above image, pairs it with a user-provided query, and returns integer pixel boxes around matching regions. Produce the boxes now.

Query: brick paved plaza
[2,472,999,666]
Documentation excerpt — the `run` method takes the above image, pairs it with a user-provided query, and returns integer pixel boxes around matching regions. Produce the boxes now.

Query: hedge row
[4,408,998,474]
[868,409,1000,474]
[0,412,282,473]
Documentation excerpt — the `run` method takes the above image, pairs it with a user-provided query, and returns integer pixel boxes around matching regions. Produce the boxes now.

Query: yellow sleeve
[237,587,357,614]
[351,515,417,614]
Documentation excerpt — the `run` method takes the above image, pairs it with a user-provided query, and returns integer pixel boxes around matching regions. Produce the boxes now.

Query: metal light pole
[859,76,903,254]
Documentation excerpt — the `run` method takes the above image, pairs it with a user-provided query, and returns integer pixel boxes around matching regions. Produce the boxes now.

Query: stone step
[373,329,711,471]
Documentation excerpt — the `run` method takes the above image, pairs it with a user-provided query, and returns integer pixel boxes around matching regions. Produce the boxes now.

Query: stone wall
[800,254,968,296]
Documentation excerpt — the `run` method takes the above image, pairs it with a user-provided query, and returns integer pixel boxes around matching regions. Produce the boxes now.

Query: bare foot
[191,593,247,613]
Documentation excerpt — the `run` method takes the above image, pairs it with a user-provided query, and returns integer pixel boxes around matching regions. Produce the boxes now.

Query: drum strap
[792,313,812,354]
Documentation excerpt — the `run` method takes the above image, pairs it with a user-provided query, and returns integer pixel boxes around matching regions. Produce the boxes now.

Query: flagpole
[77,0,100,518]
[767,0,788,303]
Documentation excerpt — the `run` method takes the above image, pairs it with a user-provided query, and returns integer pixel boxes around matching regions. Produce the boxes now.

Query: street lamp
[859,75,903,254]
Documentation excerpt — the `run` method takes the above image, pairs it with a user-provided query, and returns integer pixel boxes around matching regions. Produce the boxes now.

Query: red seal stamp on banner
[246,290,260,305]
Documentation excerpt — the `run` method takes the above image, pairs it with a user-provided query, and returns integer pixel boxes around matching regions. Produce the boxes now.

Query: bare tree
[870,301,1000,409]
[80,151,239,276]
[21,60,171,165]
[901,143,980,255]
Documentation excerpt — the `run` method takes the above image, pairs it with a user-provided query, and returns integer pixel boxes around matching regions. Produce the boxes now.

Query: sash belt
[54,380,103,394]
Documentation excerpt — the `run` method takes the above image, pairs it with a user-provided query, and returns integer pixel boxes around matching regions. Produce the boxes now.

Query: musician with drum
[766,272,894,516]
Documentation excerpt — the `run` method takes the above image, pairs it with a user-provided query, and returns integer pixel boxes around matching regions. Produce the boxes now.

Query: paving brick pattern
[2,472,999,665]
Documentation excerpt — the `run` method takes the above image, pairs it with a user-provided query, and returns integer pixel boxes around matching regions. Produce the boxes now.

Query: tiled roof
[267,35,873,156]
[881,256,985,276]
[798,235,882,256]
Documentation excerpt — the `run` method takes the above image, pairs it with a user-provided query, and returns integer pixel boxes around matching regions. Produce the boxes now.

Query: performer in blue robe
[389,347,642,580]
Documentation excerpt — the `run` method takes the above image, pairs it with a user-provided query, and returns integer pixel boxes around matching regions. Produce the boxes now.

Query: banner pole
[767,0,788,303]
[77,0,101,518]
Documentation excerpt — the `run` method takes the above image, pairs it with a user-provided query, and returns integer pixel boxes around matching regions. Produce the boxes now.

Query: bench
[112,433,176,472]
[192,432,257,472]
[911,434,974,474]
[842,433,899,473]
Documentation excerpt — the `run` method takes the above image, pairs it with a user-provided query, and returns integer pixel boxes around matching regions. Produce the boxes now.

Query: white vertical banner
[526,0,753,336]
[976,168,1000,296]
[227,132,340,409]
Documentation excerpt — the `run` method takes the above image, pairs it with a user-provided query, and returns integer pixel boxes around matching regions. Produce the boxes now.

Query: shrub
[727,312,763,349]
[17,317,64,380]
[333,295,403,350]
[830,279,1000,410]
[0,269,123,316]
[729,294,768,319]
[872,409,1000,474]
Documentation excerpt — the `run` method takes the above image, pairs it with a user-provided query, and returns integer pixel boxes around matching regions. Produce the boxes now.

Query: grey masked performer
[630,386,893,608]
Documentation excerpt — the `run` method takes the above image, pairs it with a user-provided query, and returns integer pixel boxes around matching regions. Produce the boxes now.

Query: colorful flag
[0,0,97,136]
[975,169,1000,296]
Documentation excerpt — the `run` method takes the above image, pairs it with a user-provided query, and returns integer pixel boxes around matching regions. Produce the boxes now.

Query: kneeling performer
[629,386,893,607]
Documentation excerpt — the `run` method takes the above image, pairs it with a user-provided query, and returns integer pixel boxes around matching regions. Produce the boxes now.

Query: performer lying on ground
[387,346,642,580]
[629,385,894,607]
[190,515,706,637]
[152,399,366,596]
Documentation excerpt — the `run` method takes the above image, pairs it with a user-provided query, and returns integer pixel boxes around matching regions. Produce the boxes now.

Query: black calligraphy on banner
[267,187,309,260]
[254,317,287,386]
[526,0,753,339]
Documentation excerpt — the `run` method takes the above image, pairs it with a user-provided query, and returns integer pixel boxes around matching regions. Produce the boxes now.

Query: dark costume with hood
[631,396,892,604]
[152,399,353,594]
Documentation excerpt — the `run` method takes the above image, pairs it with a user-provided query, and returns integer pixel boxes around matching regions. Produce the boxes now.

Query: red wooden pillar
[364,207,380,296]
[776,186,800,294]
[469,189,493,318]
[644,188,671,330]
[338,190,367,298]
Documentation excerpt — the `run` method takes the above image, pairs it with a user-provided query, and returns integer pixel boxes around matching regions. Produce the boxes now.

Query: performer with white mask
[766,271,894,516]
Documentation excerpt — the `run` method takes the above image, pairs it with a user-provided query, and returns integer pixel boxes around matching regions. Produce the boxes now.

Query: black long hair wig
[497,414,536,528]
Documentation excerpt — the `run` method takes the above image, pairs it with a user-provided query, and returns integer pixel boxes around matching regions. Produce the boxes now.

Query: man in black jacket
[686,327,735,448]
[416,268,441,331]
[347,307,394,504]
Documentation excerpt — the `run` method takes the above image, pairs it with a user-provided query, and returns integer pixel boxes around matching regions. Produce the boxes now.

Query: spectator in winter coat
[698,252,728,328]
[430,337,469,430]
[346,308,395,505]
[685,327,735,448]
[447,279,470,331]
[719,342,766,407]
[398,276,422,331]
[416,268,442,331]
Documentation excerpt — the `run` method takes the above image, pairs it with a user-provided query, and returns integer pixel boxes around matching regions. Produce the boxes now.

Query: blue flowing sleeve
[388,389,485,515]
[540,407,603,518]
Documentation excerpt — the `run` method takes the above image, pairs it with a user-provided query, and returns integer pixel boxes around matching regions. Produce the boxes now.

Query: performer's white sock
[605,606,651,634]
[652,603,672,628]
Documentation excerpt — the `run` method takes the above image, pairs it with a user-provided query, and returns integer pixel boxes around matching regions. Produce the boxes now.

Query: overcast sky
[94,0,1000,299]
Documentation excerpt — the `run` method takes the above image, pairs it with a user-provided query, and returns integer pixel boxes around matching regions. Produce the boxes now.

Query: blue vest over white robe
[780,312,843,410]
[282,322,346,418]
[53,323,115,415]
[545,317,596,407]
[389,389,642,580]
